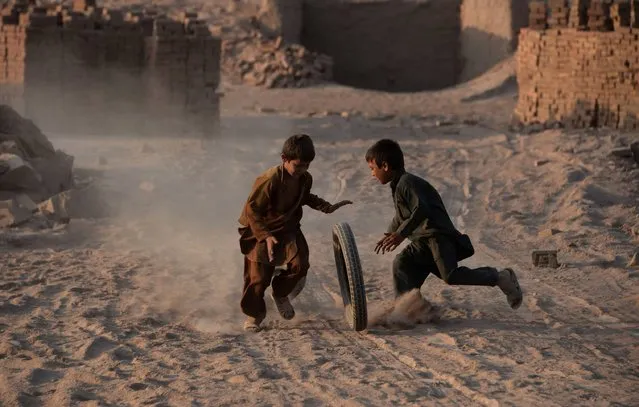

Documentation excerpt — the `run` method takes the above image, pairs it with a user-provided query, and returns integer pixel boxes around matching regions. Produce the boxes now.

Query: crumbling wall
[460,0,530,82]
[515,0,639,130]
[301,0,462,92]
[0,1,221,137]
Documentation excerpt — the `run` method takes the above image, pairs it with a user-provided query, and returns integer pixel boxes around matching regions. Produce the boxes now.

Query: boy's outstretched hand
[323,200,353,213]
[375,232,405,254]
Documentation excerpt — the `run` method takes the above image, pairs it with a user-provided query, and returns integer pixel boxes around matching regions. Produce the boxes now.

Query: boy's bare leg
[241,257,275,329]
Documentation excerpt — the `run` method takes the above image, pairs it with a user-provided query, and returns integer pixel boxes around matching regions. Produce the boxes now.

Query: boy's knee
[392,253,412,275]
[290,255,310,275]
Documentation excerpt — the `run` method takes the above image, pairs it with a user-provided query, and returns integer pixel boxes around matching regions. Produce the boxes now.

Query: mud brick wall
[459,0,530,82]
[0,2,221,137]
[515,1,639,130]
[301,0,462,92]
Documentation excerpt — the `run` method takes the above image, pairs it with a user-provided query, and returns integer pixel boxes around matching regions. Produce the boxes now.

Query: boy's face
[368,160,392,184]
[282,157,310,178]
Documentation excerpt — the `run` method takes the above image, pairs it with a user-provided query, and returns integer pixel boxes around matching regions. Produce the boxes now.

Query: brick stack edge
[515,0,639,130]
[0,0,221,137]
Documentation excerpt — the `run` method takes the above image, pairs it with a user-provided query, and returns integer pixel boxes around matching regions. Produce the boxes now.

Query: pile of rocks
[0,104,75,228]
[232,37,333,88]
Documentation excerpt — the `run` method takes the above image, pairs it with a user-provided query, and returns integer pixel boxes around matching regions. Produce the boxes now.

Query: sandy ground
[2,40,639,407]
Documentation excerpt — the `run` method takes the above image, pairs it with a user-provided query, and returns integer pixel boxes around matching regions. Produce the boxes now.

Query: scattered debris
[538,228,562,238]
[628,252,638,268]
[535,159,550,167]
[233,37,333,88]
[0,197,34,228]
[532,250,559,268]
[38,191,71,224]
[610,147,633,158]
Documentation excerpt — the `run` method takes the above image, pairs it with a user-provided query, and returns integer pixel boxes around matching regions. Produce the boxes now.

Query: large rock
[0,153,43,193]
[0,104,55,159]
[0,105,75,226]
[30,150,74,198]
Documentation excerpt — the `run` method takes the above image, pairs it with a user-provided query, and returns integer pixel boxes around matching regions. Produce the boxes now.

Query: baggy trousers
[241,232,310,320]
[392,234,498,297]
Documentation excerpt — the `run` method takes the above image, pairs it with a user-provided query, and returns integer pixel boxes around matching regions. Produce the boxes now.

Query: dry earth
[1,3,639,405]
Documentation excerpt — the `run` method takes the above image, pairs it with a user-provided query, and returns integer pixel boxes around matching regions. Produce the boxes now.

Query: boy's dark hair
[365,139,405,171]
[282,134,315,162]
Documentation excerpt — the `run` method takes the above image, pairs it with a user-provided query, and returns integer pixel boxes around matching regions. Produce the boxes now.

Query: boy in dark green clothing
[365,139,523,309]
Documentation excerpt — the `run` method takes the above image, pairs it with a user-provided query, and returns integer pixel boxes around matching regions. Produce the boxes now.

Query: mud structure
[301,0,529,92]
[0,1,221,137]
[514,0,639,130]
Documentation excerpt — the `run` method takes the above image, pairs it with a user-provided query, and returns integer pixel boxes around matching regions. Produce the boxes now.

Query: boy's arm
[303,173,333,213]
[394,181,431,238]
[246,176,274,241]
[387,214,401,234]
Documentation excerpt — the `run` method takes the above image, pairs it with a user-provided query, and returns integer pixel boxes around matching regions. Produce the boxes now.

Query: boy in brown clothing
[238,134,352,331]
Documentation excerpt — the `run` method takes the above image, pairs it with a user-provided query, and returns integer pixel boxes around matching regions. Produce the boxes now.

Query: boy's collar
[390,169,406,189]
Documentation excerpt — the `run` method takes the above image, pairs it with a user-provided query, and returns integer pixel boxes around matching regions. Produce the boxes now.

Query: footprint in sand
[80,336,117,360]
[28,368,64,385]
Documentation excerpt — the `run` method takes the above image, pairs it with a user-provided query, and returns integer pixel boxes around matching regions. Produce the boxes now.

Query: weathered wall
[459,0,530,82]
[515,0,639,130]
[301,0,462,92]
[0,2,221,137]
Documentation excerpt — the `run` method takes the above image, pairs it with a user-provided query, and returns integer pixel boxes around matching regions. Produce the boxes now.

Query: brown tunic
[238,165,332,265]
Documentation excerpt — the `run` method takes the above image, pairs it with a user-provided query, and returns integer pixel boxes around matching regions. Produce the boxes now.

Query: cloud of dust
[368,289,441,329]
[34,68,299,333]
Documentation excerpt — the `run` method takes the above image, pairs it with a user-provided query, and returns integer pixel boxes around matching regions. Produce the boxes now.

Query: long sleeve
[387,214,401,234]
[245,176,273,241]
[395,181,431,238]
[303,173,333,213]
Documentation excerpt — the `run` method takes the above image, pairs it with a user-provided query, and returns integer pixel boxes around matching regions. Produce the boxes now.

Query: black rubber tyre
[332,222,367,331]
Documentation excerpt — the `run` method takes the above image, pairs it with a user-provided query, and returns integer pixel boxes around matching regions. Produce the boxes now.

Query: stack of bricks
[548,0,570,28]
[529,1,548,30]
[568,0,590,29]
[587,0,613,31]
[0,7,28,113]
[515,0,639,130]
[0,1,222,137]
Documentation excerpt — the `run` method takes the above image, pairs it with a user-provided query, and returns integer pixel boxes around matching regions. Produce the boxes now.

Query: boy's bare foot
[498,268,523,309]
[271,293,295,320]
[243,317,263,332]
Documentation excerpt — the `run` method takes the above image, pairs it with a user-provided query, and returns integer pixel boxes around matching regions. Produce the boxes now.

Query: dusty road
[1,98,638,406]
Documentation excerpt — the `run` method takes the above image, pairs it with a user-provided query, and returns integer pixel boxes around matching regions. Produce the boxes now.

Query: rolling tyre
[332,222,367,331]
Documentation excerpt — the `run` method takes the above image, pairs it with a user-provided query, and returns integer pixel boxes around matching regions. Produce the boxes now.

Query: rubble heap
[515,0,639,130]
[232,37,333,88]
[0,104,74,228]
[0,0,221,137]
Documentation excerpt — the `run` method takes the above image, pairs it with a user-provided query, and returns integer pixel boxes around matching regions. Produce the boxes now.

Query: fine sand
[1,20,639,407]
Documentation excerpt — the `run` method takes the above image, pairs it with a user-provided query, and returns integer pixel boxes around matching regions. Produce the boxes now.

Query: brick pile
[0,0,222,137]
[233,37,333,88]
[514,0,639,130]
